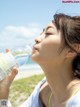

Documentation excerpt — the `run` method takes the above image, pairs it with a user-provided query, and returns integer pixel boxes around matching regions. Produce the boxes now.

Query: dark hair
[53,13,80,79]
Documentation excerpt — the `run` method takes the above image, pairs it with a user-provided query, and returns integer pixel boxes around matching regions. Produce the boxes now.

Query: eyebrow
[42,25,55,34]
[46,26,55,31]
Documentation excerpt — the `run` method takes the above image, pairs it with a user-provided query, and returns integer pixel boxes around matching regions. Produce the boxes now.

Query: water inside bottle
[15,54,30,66]
[13,45,32,67]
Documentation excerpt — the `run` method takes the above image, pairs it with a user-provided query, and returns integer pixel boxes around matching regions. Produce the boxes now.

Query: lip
[32,46,39,53]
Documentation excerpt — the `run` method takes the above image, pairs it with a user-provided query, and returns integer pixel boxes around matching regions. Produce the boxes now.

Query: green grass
[9,74,44,107]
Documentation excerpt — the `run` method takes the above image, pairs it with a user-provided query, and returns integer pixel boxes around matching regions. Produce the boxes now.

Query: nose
[35,36,42,44]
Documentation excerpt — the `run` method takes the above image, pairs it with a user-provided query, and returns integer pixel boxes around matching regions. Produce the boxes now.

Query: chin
[30,53,41,64]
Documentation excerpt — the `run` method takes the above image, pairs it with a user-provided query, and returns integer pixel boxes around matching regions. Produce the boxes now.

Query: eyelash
[45,32,53,36]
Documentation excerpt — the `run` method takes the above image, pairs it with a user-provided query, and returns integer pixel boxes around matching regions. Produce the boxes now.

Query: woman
[0,13,80,107]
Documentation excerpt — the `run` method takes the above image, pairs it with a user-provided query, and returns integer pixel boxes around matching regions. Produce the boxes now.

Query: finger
[0,67,18,89]
[6,48,10,53]
[7,67,18,84]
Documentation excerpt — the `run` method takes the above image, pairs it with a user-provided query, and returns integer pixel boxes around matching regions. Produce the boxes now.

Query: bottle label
[0,52,17,80]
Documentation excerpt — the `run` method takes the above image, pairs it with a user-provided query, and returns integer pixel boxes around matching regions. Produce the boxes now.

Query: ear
[66,44,80,58]
[74,43,80,53]
[66,48,76,58]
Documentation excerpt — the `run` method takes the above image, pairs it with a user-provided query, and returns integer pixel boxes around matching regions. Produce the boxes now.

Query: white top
[7,77,80,107]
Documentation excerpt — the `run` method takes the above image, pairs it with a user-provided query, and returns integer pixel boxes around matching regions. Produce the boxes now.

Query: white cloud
[4,24,41,37]
[0,23,42,52]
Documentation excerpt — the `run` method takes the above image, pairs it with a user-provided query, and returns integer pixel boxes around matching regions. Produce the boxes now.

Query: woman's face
[31,22,64,64]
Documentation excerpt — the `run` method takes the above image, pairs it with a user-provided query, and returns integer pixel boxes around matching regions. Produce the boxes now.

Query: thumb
[6,48,10,53]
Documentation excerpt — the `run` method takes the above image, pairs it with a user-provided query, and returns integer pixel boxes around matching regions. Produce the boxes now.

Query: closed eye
[45,32,53,37]
[45,32,53,35]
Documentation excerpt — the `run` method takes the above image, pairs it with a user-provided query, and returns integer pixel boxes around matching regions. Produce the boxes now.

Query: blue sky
[0,0,80,52]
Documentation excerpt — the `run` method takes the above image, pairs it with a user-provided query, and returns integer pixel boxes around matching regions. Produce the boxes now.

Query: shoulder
[67,91,80,107]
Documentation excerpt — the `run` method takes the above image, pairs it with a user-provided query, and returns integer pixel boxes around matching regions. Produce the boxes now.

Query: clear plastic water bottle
[0,45,32,80]
[13,45,32,66]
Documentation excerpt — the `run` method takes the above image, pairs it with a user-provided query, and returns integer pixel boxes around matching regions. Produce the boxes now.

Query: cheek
[31,36,62,63]
[41,38,60,58]
[41,46,57,61]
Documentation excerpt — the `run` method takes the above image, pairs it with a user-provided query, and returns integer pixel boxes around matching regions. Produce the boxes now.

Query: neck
[40,60,74,103]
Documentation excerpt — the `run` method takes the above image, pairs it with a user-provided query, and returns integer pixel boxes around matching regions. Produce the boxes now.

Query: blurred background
[0,0,80,52]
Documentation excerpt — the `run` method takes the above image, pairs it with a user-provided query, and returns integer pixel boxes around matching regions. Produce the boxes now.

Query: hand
[0,49,18,99]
